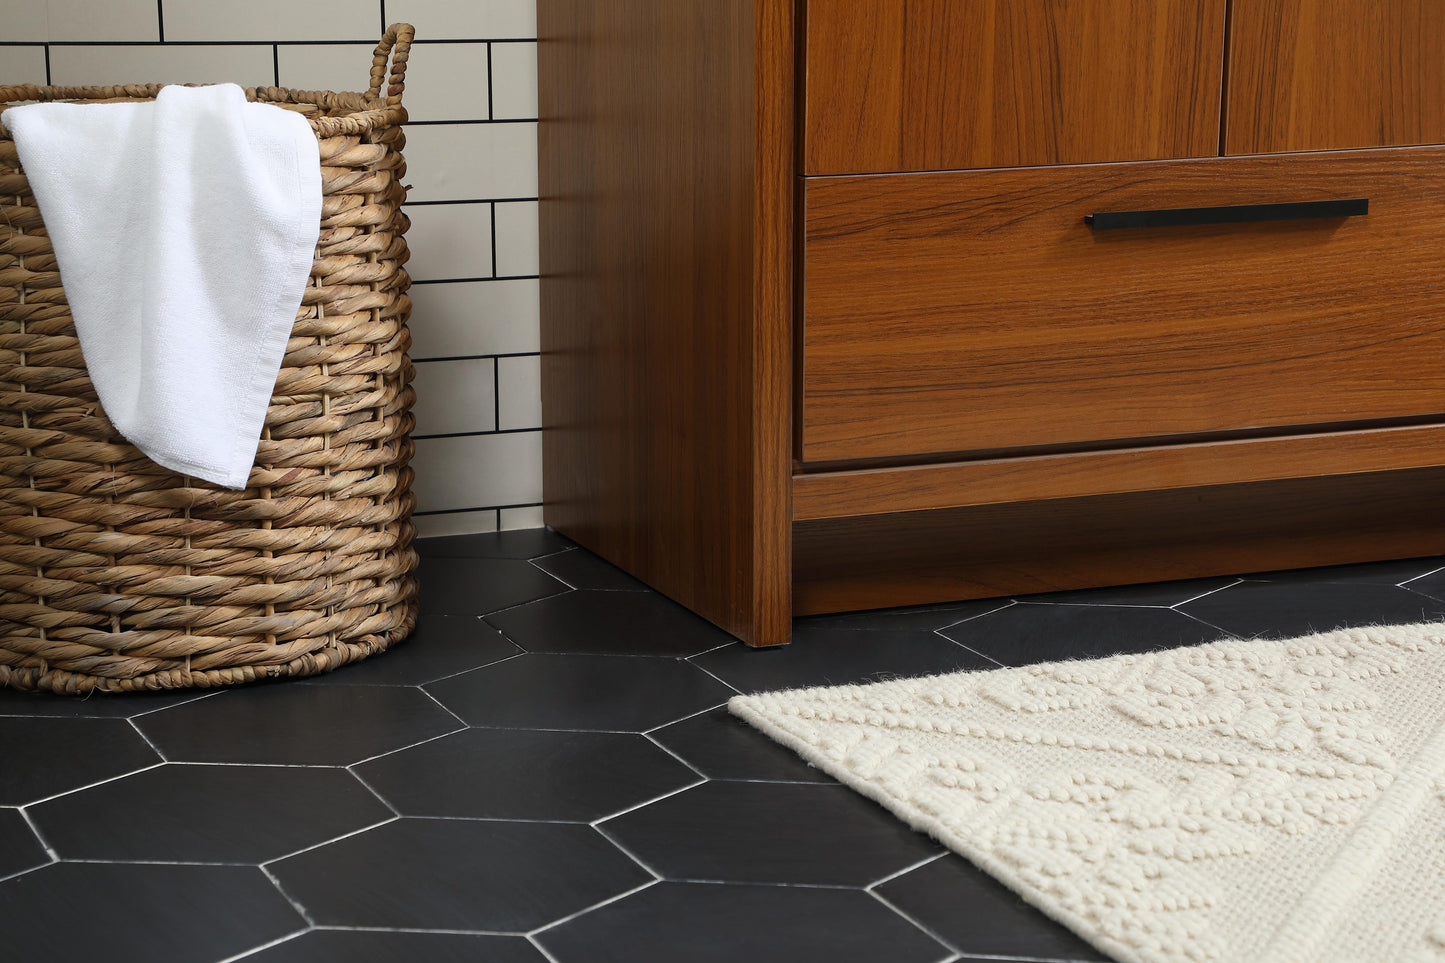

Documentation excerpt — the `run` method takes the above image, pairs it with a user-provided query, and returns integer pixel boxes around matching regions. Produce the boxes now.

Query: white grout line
[348,720,468,768]
[0,860,53,886]
[590,779,706,827]
[210,927,311,963]
[936,635,1009,669]
[16,760,167,808]
[258,863,318,928]
[867,886,965,960]
[639,731,709,780]
[308,924,522,936]
[260,815,402,868]
[864,851,948,890]
[525,556,578,589]
[527,932,566,963]
[1168,577,1246,608]
[418,649,529,687]
[686,661,743,695]
[658,876,860,890]
[525,878,661,938]
[16,806,59,862]
[641,700,728,735]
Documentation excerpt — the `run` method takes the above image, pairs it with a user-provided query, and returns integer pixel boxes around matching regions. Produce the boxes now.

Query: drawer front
[1226,0,1445,155]
[802,148,1445,464]
[804,0,1225,176]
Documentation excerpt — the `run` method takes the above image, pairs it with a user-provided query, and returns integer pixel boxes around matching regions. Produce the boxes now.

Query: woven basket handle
[368,23,414,105]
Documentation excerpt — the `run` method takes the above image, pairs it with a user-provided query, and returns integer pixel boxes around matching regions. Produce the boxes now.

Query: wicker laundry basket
[0,24,420,694]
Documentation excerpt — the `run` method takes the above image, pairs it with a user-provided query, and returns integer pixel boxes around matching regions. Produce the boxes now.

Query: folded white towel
[6,83,321,489]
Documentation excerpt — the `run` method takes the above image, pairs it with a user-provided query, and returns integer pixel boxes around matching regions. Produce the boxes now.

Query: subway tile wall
[0,0,541,536]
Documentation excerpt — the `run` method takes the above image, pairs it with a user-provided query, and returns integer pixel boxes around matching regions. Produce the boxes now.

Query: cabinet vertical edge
[537,0,795,646]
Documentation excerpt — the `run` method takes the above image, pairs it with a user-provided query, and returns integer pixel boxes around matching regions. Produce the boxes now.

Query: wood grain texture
[538,0,794,646]
[804,0,1226,175]
[1225,0,1445,155]
[794,468,1445,615]
[803,147,1445,464]
[793,423,1445,521]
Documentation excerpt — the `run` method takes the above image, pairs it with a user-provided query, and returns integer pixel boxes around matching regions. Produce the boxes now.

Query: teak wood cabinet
[538,0,1445,647]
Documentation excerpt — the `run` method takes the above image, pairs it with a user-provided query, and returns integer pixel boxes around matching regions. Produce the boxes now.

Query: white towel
[5,83,321,489]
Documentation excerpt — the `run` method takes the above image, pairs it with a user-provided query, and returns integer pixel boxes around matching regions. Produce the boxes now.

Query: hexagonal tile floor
[0,529,1440,962]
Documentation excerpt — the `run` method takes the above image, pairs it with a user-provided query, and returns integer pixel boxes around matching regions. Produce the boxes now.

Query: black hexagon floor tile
[692,627,997,694]
[530,549,651,591]
[418,555,569,615]
[536,881,951,963]
[0,862,303,963]
[238,930,551,963]
[599,780,940,886]
[426,654,736,731]
[0,686,213,719]
[28,764,393,863]
[268,818,652,931]
[298,614,521,686]
[1176,579,1445,640]
[485,590,736,657]
[0,716,160,805]
[1242,555,1445,586]
[355,727,698,821]
[1021,576,1239,607]
[874,854,1112,961]
[648,707,835,783]
[417,528,576,559]
[134,683,462,765]
[939,603,1230,666]
[0,808,48,880]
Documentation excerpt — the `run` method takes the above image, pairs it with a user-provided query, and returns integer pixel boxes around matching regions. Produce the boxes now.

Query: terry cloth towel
[5,83,321,489]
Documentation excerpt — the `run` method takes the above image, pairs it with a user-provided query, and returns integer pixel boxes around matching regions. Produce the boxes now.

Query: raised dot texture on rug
[730,622,1445,963]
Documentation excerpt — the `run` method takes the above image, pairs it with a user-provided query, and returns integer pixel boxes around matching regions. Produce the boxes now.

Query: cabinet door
[1225,0,1445,154]
[804,0,1226,175]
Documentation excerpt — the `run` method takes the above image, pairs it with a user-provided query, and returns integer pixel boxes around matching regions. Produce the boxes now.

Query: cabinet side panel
[538,0,793,644]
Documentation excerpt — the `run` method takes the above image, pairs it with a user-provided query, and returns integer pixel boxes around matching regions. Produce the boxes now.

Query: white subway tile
[411,358,496,436]
[411,430,541,512]
[414,509,498,537]
[43,0,159,42]
[0,6,49,42]
[489,41,535,119]
[162,0,381,42]
[403,122,535,202]
[496,355,540,431]
[0,46,47,85]
[278,41,491,119]
[48,44,275,88]
[492,199,537,277]
[498,505,544,530]
[393,41,489,121]
[275,43,375,96]
[404,203,493,281]
[386,0,535,40]
[407,279,539,358]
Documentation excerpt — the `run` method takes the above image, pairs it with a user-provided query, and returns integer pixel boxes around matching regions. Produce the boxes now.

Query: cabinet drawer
[802,148,1445,464]
[804,0,1225,176]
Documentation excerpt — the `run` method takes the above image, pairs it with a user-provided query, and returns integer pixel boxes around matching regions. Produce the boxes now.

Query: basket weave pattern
[0,25,420,693]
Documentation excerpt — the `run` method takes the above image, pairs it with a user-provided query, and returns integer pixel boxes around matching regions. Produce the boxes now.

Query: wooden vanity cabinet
[538,0,1445,647]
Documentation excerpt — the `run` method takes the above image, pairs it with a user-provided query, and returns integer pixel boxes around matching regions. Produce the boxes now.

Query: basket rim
[0,84,406,138]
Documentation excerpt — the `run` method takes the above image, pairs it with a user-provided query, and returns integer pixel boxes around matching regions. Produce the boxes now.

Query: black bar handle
[1085,198,1368,230]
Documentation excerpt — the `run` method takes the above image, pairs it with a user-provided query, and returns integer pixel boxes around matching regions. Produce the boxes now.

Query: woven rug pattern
[730,623,1445,963]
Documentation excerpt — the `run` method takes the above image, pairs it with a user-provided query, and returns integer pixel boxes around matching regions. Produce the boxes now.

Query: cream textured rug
[730,623,1445,963]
